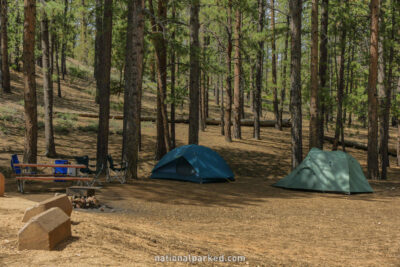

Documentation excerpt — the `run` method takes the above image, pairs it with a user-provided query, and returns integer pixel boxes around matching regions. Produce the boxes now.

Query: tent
[151,145,234,183]
[272,148,373,194]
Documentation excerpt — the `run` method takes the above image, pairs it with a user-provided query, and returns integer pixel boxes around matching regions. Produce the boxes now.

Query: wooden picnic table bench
[13,163,93,193]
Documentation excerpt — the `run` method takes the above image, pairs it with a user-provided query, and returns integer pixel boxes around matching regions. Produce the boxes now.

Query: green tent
[273,148,373,194]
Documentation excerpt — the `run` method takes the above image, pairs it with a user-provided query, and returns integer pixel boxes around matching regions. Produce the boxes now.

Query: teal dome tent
[273,148,373,194]
[151,145,234,183]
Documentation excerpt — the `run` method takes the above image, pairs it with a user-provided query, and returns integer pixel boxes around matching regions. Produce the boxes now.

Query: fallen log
[323,136,397,157]
[66,112,292,127]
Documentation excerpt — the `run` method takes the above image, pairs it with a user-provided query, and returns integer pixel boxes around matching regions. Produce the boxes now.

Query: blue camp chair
[11,154,21,175]
[54,159,68,182]
[11,154,36,193]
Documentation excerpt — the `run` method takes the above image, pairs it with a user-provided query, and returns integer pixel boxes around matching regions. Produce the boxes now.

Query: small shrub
[68,66,89,80]
[78,122,98,133]
[54,118,76,134]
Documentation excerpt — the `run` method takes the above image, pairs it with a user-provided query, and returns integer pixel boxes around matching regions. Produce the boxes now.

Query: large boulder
[22,194,72,222]
[18,207,71,250]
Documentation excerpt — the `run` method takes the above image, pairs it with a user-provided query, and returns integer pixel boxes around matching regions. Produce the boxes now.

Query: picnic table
[14,163,93,193]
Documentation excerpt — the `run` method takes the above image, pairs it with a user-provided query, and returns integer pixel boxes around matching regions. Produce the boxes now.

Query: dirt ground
[1,66,400,266]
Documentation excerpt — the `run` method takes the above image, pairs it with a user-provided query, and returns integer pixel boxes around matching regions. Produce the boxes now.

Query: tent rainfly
[151,145,234,183]
[272,148,373,194]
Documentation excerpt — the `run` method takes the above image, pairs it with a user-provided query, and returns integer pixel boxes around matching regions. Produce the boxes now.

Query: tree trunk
[289,0,303,168]
[149,0,171,158]
[200,34,208,132]
[379,2,394,180]
[279,17,289,131]
[188,0,200,144]
[333,3,347,151]
[170,3,176,149]
[254,0,264,140]
[367,0,380,179]
[270,0,280,130]
[397,76,400,166]
[1,0,10,93]
[94,0,103,104]
[309,0,319,148]
[23,0,38,164]
[122,0,144,179]
[61,0,68,79]
[224,0,233,142]
[41,0,56,158]
[220,74,225,136]
[96,0,113,171]
[55,39,61,98]
[13,0,22,72]
[233,8,241,139]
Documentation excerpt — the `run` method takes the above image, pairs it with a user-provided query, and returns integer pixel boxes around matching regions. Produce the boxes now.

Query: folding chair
[74,156,103,186]
[106,155,127,184]
[11,154,35,193]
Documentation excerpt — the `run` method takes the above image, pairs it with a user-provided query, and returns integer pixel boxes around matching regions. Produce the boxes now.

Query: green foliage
[68,66,90,80]
[78,122,99,133]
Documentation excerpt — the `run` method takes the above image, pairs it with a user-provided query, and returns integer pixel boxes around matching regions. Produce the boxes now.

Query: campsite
[1,0,400,266]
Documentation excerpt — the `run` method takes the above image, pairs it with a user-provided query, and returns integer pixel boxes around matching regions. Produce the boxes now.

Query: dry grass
[1,66,400,266]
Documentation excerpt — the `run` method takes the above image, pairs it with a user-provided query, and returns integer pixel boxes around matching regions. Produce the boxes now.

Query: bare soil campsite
[0,64,400,266]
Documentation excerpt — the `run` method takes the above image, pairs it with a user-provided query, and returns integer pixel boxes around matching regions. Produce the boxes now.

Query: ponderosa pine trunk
[367,0,380,179]
[149,0,171,157]
[378,2,395,180]
[13,0,22,72]
[55,39,61,98]
[271,0,280,130]
[122,0,144,179]
[96,0,112,171]
[318,0,329,148]
[188,0,200,144]
[279,17,289,130]
[309,0,319,149]
[94,0,103,104]
[61,0,68,79]
[23,0,38,164]
[200,34,208,132]
[289,0,303,168]
[224,0,233,142]
[333,2,347,151]
[233,8,241,139]
[170,3,176,149]
[1,0,10,93]
[254,0,264,140]
[41,0,56,158]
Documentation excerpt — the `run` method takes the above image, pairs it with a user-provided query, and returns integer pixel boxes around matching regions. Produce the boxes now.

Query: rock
[18,207,71,251]
[22,194,72,222]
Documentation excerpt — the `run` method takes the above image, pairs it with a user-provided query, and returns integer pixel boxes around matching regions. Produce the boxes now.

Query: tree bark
[367,0,380,179]
[309,0,319,148]
[224,0,233,142]
[379,2,395,179]
[96,0,113,171]
[200,34,207,132]
[23,0,38,164]
[41,0,56,158]
[279,17,289,133]
[13,0,22,72]
[55,39,61,98]
[233,8,241,139]
[333,2,347,151]
[254,0,264,140]
[122,0,144,179]
[289,0,303,168]
[1,0,10,93]
[94,0,103,104]
[61,0,68,79]
[170,3,176,149]
[188,0,200,144]
[270,0,280,130]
